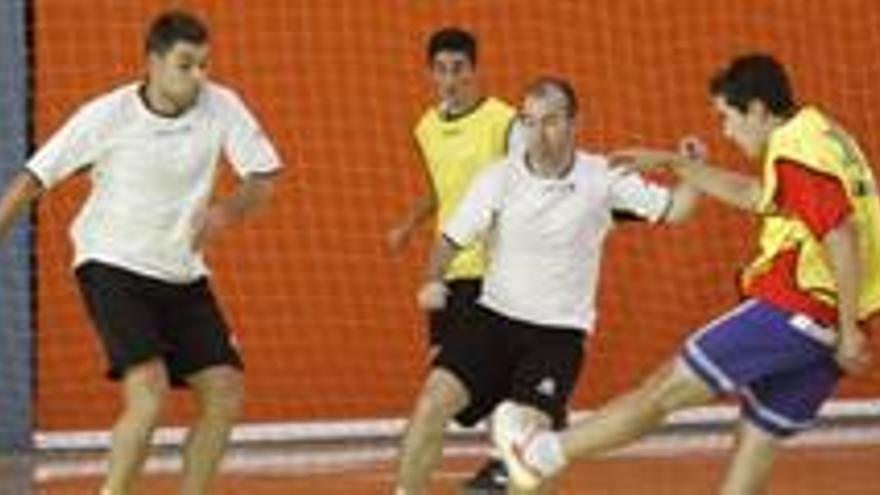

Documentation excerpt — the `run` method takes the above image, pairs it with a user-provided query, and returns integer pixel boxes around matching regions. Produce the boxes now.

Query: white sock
[523,431,567,476]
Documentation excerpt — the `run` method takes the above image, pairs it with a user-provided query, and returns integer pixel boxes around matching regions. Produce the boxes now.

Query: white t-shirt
[26,82,282,282]
[443,151,671,331]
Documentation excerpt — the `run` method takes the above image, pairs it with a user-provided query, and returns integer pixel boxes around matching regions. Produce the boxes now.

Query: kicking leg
[494,359,715,489]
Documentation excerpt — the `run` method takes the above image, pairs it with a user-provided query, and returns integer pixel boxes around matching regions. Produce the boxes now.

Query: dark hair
[145,10,209,55]
[709,53,795,116]
[426,27,477,65]
[524,76,579,118]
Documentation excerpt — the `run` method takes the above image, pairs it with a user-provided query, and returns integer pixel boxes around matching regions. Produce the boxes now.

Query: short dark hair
[427,27,477,65]
[524,76,579,118]
[145,10,209,55]
[709,53,795,116]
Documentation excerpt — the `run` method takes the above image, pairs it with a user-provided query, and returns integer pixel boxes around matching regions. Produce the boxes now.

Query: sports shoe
[491,401,546,490]
[462,457,509,494]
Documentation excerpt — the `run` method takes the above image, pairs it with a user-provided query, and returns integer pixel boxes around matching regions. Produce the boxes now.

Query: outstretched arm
[0,171,44,242]
[610,142,762,213]
[671,159,762,212]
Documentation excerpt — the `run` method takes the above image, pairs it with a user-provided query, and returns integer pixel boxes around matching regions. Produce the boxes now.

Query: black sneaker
[462,458,509,494]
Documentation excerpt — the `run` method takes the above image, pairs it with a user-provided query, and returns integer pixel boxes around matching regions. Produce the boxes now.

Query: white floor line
[34,423,880,482]
[33,399,880,451]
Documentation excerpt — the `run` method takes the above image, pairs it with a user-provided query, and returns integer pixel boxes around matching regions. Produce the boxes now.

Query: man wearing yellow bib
[389,28,519,494]
[492,54,878,495]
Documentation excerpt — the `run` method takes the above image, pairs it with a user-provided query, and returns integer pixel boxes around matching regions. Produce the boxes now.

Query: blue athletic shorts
[680,298,841,437]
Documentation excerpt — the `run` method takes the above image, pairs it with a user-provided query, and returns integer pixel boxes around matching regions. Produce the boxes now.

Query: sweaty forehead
[523,91,568,117]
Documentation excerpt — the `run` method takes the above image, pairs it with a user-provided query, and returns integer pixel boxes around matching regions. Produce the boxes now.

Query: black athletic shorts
[75,261,243,387]
[426,278,482,347]
[435,303,585,429]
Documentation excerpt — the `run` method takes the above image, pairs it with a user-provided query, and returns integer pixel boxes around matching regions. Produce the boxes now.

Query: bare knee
[635,360,714,417]
[189,366,245,420]
[412,368,469,430]
[121,360,170,423]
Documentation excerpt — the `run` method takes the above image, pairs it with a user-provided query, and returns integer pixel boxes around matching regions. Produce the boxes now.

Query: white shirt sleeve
[25,101,107,188]
[608,167,672,223]
[221,90,282,177]
[442,163,506,246]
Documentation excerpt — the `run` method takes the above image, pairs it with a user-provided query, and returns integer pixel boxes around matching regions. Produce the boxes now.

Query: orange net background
[32,0,880,432]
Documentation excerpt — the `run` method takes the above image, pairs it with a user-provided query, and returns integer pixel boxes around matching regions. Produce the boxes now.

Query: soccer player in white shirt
[0,11,281,495]
[393,77,698,495]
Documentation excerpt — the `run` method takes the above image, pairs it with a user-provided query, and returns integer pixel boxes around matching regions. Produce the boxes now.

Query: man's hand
[678,135,708,162]
[835,325,873,375]
[417,280,448,311]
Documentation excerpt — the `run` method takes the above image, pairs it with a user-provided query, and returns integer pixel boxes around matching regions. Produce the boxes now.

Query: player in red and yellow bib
[491,54,878,495]
[743,106,880,326]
